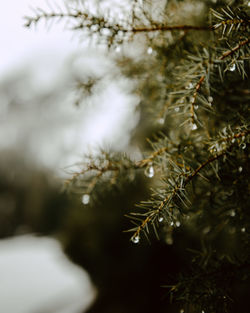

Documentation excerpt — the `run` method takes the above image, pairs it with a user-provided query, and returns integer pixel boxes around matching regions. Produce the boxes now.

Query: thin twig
[131,129,249,241]
[219,38,249,60]
[190,76,205,124]
[131,25,211,33]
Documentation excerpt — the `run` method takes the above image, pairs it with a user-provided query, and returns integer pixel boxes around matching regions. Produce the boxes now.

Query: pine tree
[25,1,250,312]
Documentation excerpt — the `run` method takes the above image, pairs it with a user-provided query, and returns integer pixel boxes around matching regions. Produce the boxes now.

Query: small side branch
[137,147,168,168]
[190,76,205,124]
[220,38,250,60]
[130,129,249,242]
[131,25,211,33]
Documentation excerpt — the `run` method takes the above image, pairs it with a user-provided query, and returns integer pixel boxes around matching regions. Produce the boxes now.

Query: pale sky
[0,235,96,313]
[0,0,77,74]
[0,2,138,312]
[0,0,139,172]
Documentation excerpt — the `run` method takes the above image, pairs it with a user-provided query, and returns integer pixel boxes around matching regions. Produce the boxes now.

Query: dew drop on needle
[82,194,90,205]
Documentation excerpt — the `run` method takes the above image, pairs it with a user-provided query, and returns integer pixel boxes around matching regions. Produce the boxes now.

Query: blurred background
[0,1,182,313]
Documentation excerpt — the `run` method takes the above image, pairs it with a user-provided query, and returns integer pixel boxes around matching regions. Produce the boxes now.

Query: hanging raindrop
[157,118,165,125]
[240,143,246,149]
[158,216,164,223]
[170,221,174,226]
[241,227,246,233]
[191,123,198,130]
[231,138,235,143]
[186,82,194,89]
[166,233,173,245]
[180,310,184,313]
[82,194,90,205]
[194,105,199,110]
[238,166,243,172]
[208,96,213,103]
[147,47,153,54]
[132,235,140,244]
[229,63,236,71]
[145,165,154,178]
[230,210,236,217]
[176,221,181,227]
[115,46,121,53]
[175,107,180,112]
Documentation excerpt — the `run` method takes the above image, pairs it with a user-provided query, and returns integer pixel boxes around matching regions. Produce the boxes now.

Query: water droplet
[145,165,154,178]
[191,123,198,130]
[186,82,194,89]
[175,107,180,112]
[240,143,246,149]
[194,105,199,110]
[147,47,153,54]
[115,46,121,53]
[229,63,236,71]
[170,221,174,226]
[176,221,181,227]
[166,237,173,245]
[180,310,184,313]
[201,310,205,313]
[203,226,210,234]
[157,118,164,125]
[82,194,90,205]
[231,138,235,143]
[131,235,140,244]
[238,166,243,172]
[230,210,236,217]
[229,227,236,234]
[248,1,250,7]
[158,216,164,223]
[241,227,246,233]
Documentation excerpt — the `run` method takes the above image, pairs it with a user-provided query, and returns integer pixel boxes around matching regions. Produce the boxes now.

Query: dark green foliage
[25,0,250,312]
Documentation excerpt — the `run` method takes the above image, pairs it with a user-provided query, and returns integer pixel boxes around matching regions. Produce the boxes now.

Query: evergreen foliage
[25,0,250,312]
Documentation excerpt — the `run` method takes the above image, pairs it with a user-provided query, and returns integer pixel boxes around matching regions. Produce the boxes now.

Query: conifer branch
[190,76,205,124]
[130,25,211,33]
[137,147,168,168]
[219,38,250,60]
[211,6,250,35]
[130,128,249,242]
[65,145,169,192]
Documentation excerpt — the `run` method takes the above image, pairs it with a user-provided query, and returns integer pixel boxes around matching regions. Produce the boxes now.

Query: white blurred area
[0,1,139,312]
[0,0,140,172]
[0,235,96,313]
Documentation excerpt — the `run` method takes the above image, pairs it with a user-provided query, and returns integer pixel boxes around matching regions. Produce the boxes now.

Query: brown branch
[190,76,205,124]
[185,153,224,186]
[137,147,168,168]
[131,129,249,241]
[65,145,169,190]
[220,38,250,60]
[131,25,211,33]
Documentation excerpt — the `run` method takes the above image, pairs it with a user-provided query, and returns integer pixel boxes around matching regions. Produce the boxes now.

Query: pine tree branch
[190,76,205,124]
[65,144,170,190]
[130,25,211,33]
[219,38,250,60]
[24,9,212,35]
[137,147,168,168]
[130,129,249,242]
